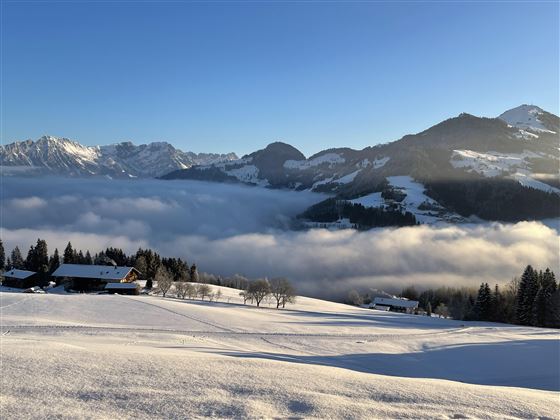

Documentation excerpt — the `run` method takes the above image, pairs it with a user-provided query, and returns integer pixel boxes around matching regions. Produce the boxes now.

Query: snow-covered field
[1,286,558,419]
[450,149,560,194]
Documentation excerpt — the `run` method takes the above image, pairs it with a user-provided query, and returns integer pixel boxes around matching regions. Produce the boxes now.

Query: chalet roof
[51,264,139,280]
[2,269,37,279]
[105,282,138,290]
[373,296,419,308]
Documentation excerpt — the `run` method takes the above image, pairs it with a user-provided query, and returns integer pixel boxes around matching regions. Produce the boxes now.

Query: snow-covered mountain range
[163,105,560,223]
[0,136,238,178]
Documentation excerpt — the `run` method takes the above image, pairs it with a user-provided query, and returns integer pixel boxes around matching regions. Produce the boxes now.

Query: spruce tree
[34,239,49,273]
[63,242,74,264]
[474,283,492,321]
[491,284,503,322]
[49,249,60,274]
[533,268,558,327]
[0,239,5,271]
[11,246,25,269]
[84,251,93,265]
[25,245,36,271]
[516,265,539,325]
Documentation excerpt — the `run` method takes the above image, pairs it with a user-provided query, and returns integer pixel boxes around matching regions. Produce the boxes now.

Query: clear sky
[1,1,558,156]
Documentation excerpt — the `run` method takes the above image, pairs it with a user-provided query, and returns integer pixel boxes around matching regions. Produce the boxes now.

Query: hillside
[1,286,558,418]
[163,105,560,223]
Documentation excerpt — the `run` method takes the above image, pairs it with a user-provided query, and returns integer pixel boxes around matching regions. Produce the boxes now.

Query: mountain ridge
[161,105,560,223]
[0,135,238,178]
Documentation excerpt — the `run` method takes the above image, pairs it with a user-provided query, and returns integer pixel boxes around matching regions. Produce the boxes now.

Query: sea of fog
[2,177,559,299]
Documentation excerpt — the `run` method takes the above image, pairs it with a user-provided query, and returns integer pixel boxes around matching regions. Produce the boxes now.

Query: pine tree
[25,245,36,271]
[84,251,93,265]
[11,246,25,269]
[0,239,5,271]
[491,284,503,322]
[34,239,49,273]
[190,264,199,283]
[63,242,74,264]
[516,265,539,325]
[426,302,432,317]
[474,283,492,321]
[49,249,60,274]
[533,268,557,327]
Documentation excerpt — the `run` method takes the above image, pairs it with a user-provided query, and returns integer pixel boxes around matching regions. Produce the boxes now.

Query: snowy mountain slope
[0,136,237,178]
[163,105,559,223]
[450,149,560,194]
[1,287,558,419]
[499,104,558,134]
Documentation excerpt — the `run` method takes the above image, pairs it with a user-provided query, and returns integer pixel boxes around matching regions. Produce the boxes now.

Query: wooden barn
[369,296,419,314]
[1,269,40,289]
[105,282,140,295]
[51,264,141,292]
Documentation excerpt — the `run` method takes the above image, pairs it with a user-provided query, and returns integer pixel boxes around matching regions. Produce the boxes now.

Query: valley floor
[1,286,559,419]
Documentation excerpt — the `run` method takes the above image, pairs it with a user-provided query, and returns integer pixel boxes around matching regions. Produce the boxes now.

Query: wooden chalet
[51,264,141,292]
[1,269,40,289]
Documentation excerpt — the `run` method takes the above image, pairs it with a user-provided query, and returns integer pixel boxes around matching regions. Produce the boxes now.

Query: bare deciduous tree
[156,266,173,297]
[175,282,188,299]
[248,278,270,307]
[197,284,212,300]
[214,289,222,302]
[270,278,296,309]
[185,283,197,299]
[347,289,363,306]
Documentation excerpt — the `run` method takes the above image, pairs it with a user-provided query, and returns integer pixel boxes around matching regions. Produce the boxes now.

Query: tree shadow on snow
[216,339,560,391]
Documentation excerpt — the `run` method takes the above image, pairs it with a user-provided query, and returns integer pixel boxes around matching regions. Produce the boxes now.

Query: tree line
[1,239,297,309]
[0,239,196,288]
[397,265,558,328]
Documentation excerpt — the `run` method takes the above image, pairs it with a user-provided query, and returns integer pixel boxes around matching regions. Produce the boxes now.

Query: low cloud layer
[2,177,559,299]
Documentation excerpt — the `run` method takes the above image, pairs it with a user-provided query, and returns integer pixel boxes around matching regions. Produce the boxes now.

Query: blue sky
[2,1,558,156]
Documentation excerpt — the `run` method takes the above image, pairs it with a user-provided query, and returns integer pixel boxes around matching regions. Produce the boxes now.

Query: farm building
[370,296,419,313]
[1,269,40,289]
[105,282,140,295]
[51,264,141,292]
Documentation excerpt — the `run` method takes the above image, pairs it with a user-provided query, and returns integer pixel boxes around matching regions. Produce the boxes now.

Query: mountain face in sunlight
[0,136,238,178]
[163,105,559,223]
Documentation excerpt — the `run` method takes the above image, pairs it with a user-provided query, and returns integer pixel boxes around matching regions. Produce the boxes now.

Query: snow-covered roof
[373,297,419,308]
[52,264,139,280]
[2,269,37,279]
[105,282,138,289]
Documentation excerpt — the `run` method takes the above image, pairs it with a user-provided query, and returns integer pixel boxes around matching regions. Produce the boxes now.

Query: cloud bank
[2,177,559,299]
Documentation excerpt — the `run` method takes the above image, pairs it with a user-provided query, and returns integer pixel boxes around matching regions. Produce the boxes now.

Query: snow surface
[372,156,390,169]
[349,177,465,224]
[350,192,384,208]
[451,149,560,194]
[1,286,558,418]
[499,105,556,134]
[284,153,345,170]
[224,165,269,187]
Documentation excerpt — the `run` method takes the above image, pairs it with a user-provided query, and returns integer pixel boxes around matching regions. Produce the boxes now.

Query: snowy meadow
[2,177,559,299]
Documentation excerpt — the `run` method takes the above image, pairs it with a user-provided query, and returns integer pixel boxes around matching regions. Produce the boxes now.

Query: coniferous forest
[397,265,559,328]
